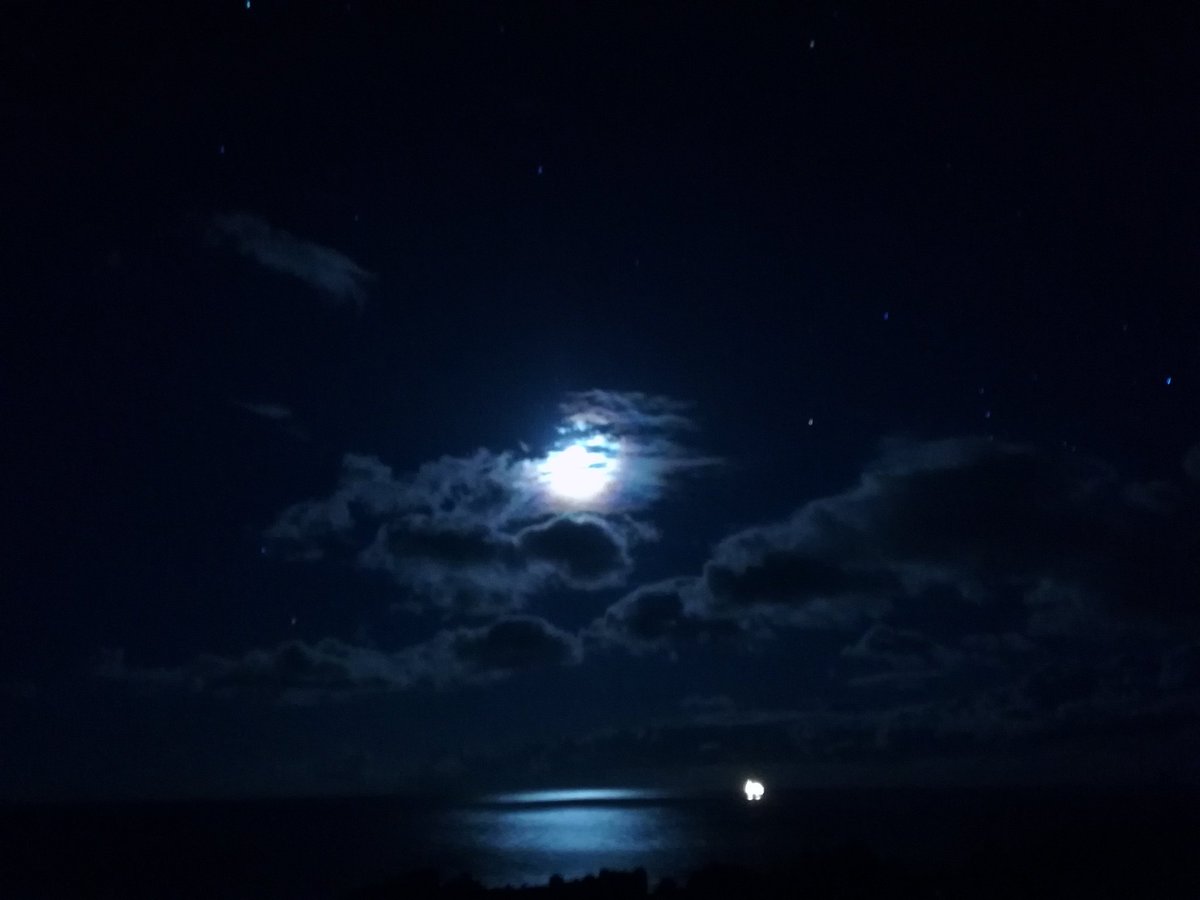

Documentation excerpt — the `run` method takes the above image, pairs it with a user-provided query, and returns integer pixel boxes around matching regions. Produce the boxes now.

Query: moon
[540,436,619,503]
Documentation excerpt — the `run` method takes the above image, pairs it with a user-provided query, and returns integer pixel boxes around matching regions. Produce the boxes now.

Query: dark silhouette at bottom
[348,836,1200,900]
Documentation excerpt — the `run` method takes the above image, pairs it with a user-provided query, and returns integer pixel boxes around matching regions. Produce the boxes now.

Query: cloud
[1185,443,1200,483]
[704,548,898,626]
[98,616,581,703]
[841,623,958,673]
[447,615,582,673]
[515,514,633,588]
[210,212,373,307]
[234,401,293,421]
[570,436,1200,783]
[555,390,721,508]
[559,390,700,436]
[265,449,537,612]
[680,693,736,713]
[0,679,37,702]
[265,392,711,613]
[597,437,1200,651]
[232,400,309,440]
[1159,642,1200,692]
[353,513,637,614]
[700,438,1110,614]
[199,639,404,696]
[672,436,1195,628]
[589,578,744,652]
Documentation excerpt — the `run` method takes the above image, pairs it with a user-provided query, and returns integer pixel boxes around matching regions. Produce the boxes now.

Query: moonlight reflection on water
[442,790,691,886]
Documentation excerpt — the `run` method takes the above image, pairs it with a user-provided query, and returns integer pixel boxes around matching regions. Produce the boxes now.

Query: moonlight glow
[744,779,764,801]
[540,435,619,503]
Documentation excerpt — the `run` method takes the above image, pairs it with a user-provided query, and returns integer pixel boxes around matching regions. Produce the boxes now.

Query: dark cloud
[200,640,400,696]
[98,616,581,703]
[355,513,636,613]
[266,451,519,554]
[93,648,199,694]
[515,514,632,587]
[589,578,743,652]
[704,438,1115,608]
[841,623,957,673]
[95,641,403,701]
[353,512,636,599]
[603,437,1200,652]
[209,212,373,307]
[705,549,899,622]
[0,679,37,702]
[377,521,513,568]
[1185,443,1200,483]
[1016,660,1100,714]
[448,616,582,673]
[835,621,1039,695]
[266,451,532,608]
[1159,643,1200,692]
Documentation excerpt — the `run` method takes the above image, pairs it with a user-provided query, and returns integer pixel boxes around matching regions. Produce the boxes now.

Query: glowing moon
[743,779,764,801]
[540,436,618,503]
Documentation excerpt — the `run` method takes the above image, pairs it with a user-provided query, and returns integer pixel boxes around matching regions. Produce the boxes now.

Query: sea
[1,786,1197,898]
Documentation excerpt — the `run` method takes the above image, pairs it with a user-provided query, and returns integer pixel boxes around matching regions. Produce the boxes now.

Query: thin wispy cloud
[210,212,374,308]
[233,401,293,421]
[232,400,309,441]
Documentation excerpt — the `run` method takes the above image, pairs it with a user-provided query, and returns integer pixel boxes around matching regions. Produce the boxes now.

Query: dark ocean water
[1,787,1197,898]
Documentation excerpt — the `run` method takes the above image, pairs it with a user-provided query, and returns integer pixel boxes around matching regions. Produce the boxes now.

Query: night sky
[4,1,1200,800]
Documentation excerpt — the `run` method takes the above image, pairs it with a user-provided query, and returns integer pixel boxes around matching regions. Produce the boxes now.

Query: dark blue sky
[4,1,1199,799]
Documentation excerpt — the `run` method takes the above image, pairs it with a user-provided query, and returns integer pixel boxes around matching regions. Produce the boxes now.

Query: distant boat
[743,779,764,801]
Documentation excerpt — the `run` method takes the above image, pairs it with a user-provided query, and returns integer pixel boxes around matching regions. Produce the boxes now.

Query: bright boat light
[743,779,764,802]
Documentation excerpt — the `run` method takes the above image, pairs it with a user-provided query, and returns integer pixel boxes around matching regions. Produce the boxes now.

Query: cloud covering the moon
[265,391,711,614]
